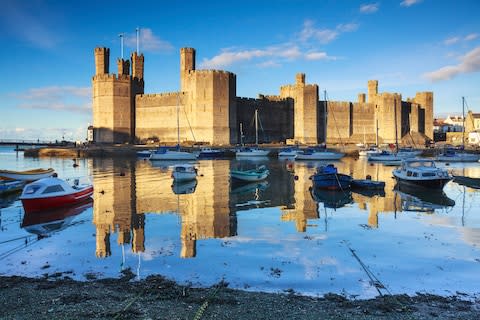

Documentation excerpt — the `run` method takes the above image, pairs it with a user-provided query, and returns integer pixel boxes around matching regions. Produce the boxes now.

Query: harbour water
[1,145,479,299]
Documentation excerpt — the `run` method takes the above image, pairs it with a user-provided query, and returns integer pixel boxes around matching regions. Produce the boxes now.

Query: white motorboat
[359,146,381,157]
[295,148,344,160]
[392,159,452,189]
[368,150,409,163]
[171,164,198,182]
[149,146,197,160]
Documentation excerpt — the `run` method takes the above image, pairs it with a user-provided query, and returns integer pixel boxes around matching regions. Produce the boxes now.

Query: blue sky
[1,0,479,141]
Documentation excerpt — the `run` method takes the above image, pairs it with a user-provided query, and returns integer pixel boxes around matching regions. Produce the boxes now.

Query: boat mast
[255,109,259,145]
[462,96,465,147]
[394,99,399,153]
[324,90,327,145]
[177,93,180,148]
[240,122,244,146]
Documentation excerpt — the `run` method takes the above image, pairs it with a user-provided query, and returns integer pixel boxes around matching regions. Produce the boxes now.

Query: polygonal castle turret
[92,47,144,144]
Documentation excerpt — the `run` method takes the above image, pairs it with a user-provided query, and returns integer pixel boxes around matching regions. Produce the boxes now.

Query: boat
[351,178,385,190]
[236,109,270,157]
[0,168,55,181]
[0,179,26,195]
[278,147,299,158]
[394,183,455,212]
[236,147,270,157]
[149,93,197,160]
[310,164,352,190]
[310,187,353,209]
[136,150,152,158]
[436,148,480,162]
[21,198,93,237]
[367,150,414,163]
[20,176,94,212]
[296,147,344,160]
[453,175,480,189]
[171,164,198,182]
[436,97,480,162]
[197,147,225,159]
[392,159,452,189]
[359,146,381,157]
[149,146,198,160]
[172,179,197,194]
[230,165,269,182]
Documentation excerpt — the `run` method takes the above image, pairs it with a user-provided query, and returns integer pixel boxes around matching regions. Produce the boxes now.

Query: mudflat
[0,273,478,320]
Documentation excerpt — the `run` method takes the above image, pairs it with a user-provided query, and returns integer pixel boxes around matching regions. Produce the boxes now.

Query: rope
[347,245,391,296]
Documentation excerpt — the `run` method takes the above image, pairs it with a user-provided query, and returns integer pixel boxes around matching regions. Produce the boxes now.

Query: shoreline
[1,274,478,319]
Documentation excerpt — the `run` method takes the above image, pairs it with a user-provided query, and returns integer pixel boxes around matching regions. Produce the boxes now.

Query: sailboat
[436,97,480,162]
[236,109,270,157]
[150,94,197,161]
[296,91,344,161]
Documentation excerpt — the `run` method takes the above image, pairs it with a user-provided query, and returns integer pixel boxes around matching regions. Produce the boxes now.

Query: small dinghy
[0,168,55,181]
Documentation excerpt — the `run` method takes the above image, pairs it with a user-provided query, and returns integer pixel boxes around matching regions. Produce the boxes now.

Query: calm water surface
[1,146,479,299]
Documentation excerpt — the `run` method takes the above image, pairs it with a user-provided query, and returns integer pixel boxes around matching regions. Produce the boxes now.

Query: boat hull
[0,168,55,181]
[393,176,451,189]
[436,154,480,162]
[296,152,344,160]
[21,186,94,212]
[311,173,352,190]
[236,150,270,157]
[150,151,197,160]
[230,169,269,182]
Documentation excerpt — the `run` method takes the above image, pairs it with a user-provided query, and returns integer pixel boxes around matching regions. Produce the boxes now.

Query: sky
[1,0,479,141]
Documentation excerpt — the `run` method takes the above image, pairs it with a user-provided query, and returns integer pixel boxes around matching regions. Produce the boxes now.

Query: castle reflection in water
[90,157,474,259]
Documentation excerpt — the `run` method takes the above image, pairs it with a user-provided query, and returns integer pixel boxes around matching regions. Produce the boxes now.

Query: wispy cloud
[200,20,353,69]
[360,3,379,14]
[464,33,478,41]
[444,33,478,46]
[0,1,59,49]
[400,0,422,7]
[424,46,480,81]
[444,37,460,46]
[12,86,91,113]
[124,28,174,53]
[299,20,358,44]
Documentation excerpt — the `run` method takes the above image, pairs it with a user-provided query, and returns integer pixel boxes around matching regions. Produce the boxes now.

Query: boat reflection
[172,180,197,194]
[309,187,353,209]
[394,183,455,212]
[231,180,269,195]
[0,191,22,208]
[21,198,93,238]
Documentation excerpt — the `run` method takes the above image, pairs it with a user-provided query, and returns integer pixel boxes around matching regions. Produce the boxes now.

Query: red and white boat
[20,177,93,212]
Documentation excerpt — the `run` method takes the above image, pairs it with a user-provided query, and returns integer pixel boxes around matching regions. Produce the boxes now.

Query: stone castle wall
[92,45,434,146]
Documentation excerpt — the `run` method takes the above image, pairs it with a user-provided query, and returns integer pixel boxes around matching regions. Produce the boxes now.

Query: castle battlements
[137,92,184,98]
[92,73,131,81]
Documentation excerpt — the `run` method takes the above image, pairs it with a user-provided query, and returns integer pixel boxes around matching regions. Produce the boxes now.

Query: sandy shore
[0,272,478,320]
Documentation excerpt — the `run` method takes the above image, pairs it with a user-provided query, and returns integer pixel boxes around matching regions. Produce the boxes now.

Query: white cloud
[400,0,422,7]
[12,86,91,113]
[360,3,379,14]
[124,28,173,53]
[299,20,358,44]
[424,46,480,81]
[465,33,479,41]
[305,52,333,61]
[444,37,460,46]
[200,20,356,69]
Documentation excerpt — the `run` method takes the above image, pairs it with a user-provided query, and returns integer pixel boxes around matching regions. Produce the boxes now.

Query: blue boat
[0,179,25,195]
[310,164,352,190]
[198,147,225,159]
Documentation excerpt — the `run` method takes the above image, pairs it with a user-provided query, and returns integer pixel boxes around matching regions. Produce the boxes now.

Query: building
[92,47,433,146]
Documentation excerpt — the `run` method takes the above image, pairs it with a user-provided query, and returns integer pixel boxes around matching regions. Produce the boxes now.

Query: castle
[92,47,433,146]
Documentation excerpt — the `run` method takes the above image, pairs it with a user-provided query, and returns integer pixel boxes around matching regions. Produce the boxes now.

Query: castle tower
[117,58,130,76]
[95,47,110,75]
[180,48,196,91]
[131,52,144,81]
[368,80,378,103]
[414,92,434,140]
[280,73,318,144]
